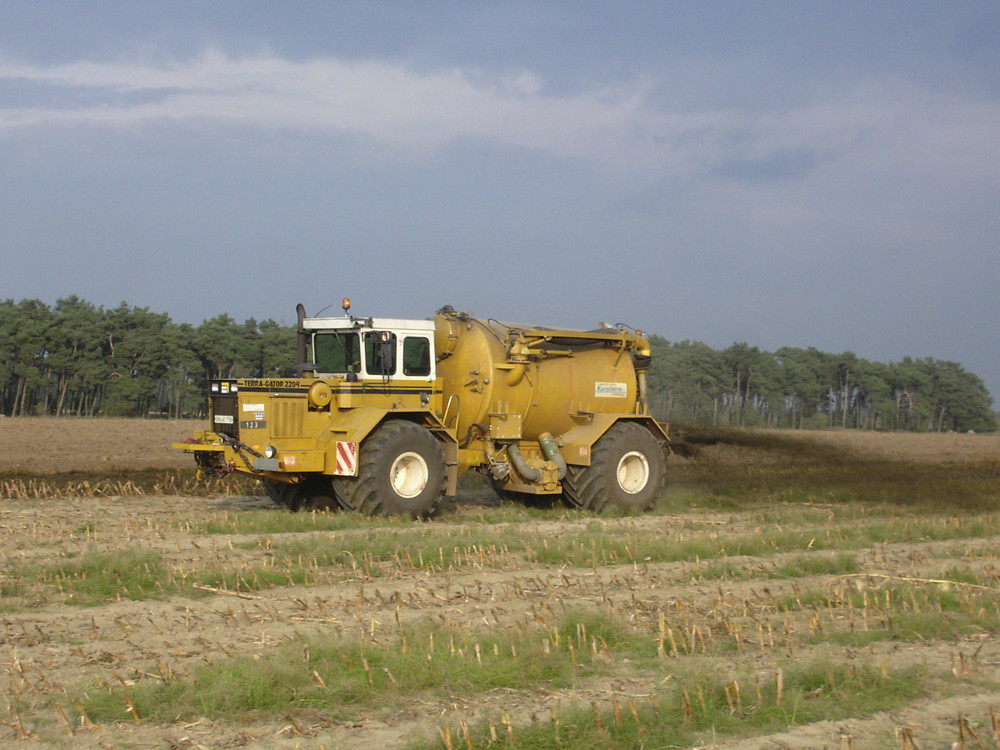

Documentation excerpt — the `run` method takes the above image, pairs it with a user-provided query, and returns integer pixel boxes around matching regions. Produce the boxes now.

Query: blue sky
[2,2,999,402]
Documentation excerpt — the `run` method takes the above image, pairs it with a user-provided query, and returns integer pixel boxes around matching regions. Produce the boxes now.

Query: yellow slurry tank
[175,301,669,517]
[434,312,639,443]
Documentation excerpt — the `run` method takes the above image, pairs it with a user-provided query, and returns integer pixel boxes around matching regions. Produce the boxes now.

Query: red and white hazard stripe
[335,441,358,476]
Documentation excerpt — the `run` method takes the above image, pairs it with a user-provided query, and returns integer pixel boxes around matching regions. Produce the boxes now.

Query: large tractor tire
[562,422,665,513]
[263,478,339,512]
[334,420,446,518]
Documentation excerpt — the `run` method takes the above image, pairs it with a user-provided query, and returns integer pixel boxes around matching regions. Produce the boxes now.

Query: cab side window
[364,332,397,376]
[402,336,431,376]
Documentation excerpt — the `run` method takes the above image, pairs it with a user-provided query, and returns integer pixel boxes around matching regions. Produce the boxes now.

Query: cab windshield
[311,330,432,379]
[313,332,361,373]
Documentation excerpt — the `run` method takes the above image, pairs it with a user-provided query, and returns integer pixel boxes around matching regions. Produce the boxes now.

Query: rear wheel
[334,421,446,518]
[562,422,665,513]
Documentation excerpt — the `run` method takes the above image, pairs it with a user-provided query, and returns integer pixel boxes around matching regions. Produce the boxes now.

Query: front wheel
[264,479,298,509]
[263,478,339,512]
[334,421,446,518]
[562,422,665,513]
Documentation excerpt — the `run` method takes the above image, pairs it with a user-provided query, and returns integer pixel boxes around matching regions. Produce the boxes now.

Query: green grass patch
[77,610,641,724]
[258,525,525,576]
[3,548,166,605]
[189,564,309,591]
[780,578,1000,645]
[183,508,413,535]
[427,659,933,750]
[2,547,315,603]
[772,552,859,578]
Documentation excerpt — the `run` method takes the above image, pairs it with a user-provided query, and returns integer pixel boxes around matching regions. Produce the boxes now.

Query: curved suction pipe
[538,432,567,480]
[506,444,541,482]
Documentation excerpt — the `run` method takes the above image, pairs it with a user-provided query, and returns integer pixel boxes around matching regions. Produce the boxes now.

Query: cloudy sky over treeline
[2,2,998,400]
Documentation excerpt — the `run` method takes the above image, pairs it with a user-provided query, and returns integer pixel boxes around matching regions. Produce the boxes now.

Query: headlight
[264,445,278,459]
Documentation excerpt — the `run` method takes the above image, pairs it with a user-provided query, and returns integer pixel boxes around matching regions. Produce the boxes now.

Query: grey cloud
[711,146,836,183]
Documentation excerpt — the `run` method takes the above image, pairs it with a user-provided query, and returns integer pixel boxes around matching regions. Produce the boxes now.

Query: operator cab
[297,299,436,382]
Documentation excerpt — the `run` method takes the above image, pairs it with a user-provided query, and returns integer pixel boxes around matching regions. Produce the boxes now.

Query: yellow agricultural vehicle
[175,300,669,516]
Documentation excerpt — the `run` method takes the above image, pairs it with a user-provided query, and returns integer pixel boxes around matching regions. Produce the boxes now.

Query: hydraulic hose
[538,432,567,480]
[506,444,541,482]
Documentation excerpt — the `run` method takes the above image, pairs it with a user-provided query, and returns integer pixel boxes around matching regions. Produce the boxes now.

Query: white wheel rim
[390,452,429,498]
[616,451,649,494]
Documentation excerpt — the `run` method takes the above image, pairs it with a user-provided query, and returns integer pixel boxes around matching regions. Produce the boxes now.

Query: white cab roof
[302,316,436,333]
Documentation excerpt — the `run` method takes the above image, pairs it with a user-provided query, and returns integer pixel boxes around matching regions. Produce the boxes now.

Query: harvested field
[1,419,999,749]
[0,417,196,473]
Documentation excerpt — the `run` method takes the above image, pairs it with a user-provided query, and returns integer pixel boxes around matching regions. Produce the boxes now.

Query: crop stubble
[0,419,999,748]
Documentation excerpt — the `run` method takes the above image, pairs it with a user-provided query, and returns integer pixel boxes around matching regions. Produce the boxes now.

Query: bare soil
[0,417,196,473]
[0,420,999,749]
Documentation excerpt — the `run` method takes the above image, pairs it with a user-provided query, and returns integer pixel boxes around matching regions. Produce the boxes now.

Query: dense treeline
[0,297,295,418]
[647,337,997,433]
[0,297,995,432]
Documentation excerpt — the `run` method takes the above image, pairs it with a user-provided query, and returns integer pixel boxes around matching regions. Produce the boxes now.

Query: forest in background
[0,297,995,433]
[647,337,996,433]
